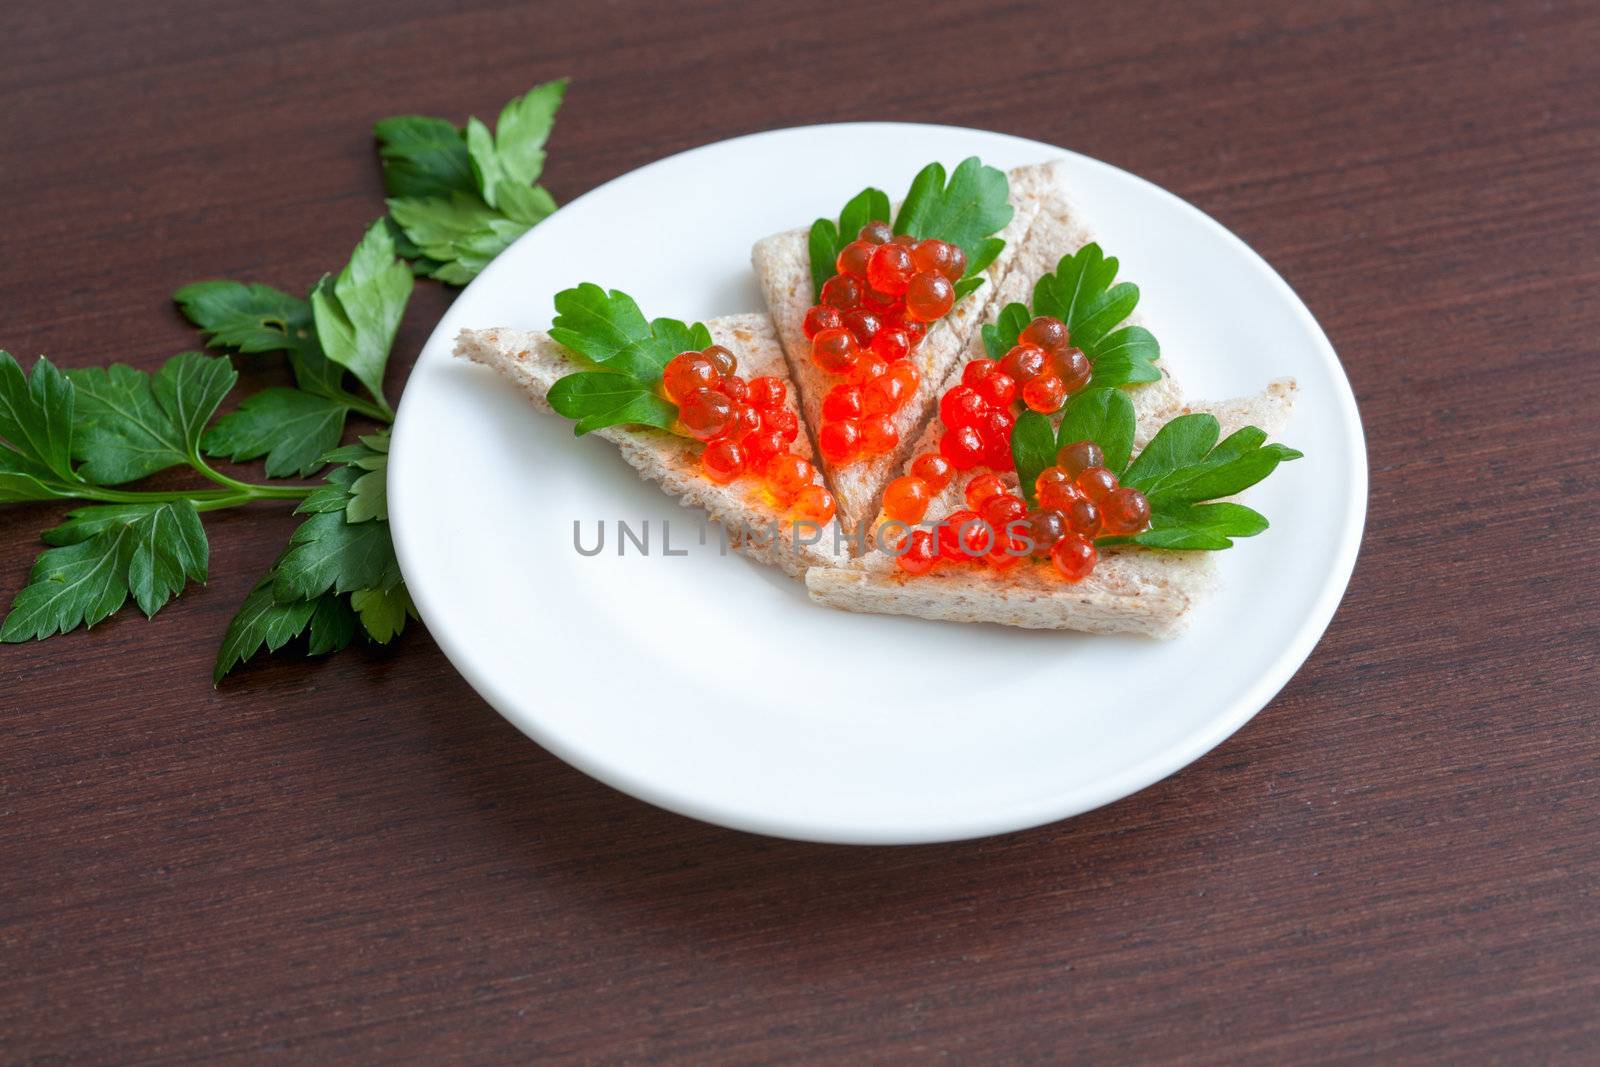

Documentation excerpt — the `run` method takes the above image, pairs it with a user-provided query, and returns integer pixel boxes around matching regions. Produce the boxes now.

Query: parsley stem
[77,486,237,504]
[339,393,393,422]
[192,455,310,499]
[190,491,303,513]
[71,483,311,507]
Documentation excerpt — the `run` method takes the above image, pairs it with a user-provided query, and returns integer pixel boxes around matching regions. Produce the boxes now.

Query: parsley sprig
[544,285,712,435]
[177,221,409,476]
[377,79,567,285]
[981,243,1162,389]
[214,432,412,682]
[1012,387,1301,547]
[808,157,1014,303]
[999,244,1298,542]
[2,222,417,678]
[4,80,573,682]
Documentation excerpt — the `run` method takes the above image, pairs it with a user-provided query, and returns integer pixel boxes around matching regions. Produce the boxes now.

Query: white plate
[388,123,1366,845]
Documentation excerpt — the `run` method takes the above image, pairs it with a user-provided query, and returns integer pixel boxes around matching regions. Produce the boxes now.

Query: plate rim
[388,121,1369,844]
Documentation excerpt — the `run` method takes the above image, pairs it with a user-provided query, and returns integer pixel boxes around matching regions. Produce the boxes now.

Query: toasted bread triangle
[752,162,1068,534]
[806,379,1298,637]
[455,313,848,579]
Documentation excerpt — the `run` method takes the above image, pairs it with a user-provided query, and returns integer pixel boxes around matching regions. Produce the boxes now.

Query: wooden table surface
[4,0,1597,1062]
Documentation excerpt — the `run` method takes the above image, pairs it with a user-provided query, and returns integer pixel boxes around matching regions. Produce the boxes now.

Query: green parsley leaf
[547,371,678,436]
[0,530,133,641]
[808,187,891,300]
[374,115,477,199]
[68,352,236,485]
[1013,389,1141,508]
[1122,500,1271,550]
[495,181,558,227]
[544,287,711,435]
[1057,387,1136,475]
[1,499,207,640]
[980,244,1161,388]
[386,193,525,285]
[201,387,349,478]
[294,463,360,514]
[1121,414,1303,503]
[894,157,1014,285]
[40,502,165,544]
[465,118,508,208]
[981,303,1031,361]
[344,443,387,523]
[1082,411,1303,551]
[350,585,415,644]
[491,78,565,187]
[0,351,79,488]
[272,433,400,601]
[1010,411,1057,508]
[379,78,566,285]
[173,281,314,357]
[309,220,411,412]
[807,159,1013,304]
[122,500,209,616]
[173,280,344,397]
[306,594,358,655]
[272,507,400,601]
[548,284,710,383]
[212,578,322,684]
[0,450,75,502]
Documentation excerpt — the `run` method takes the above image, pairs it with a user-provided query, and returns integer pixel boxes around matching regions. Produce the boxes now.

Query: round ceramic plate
[388,123,1366,845]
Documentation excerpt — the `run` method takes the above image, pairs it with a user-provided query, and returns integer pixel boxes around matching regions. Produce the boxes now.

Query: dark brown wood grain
[3,0,1598,1062]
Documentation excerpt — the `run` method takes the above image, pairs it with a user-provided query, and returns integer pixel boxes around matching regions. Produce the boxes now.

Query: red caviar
[895,528,938,575]
[664,342,831,522]
[662,352,718,402]
[802,220,974,466]
[910,452,954,492]
[881,309,1162,583]
[883,475,933,524]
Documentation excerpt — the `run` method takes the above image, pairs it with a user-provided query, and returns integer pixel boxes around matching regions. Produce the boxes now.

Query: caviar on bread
[799,159,1013,470]
[542,284,835,526]
[871,243,1300,588]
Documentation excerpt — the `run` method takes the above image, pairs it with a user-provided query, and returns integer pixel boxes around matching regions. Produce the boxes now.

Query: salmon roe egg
[964,473,1007,509]
[1050,534,1097,582]
[1100,486,1151,535]
[677,387,734,440]
[1018,315,1069,354]
[910,452,955,492]
[904,271,954,322]
[1001,344,1048,383]
[822,383,864,422]
[811,328,860,374]
[792,484,836,525]
[882,475,932,524]
[661,353,718,403]
[1056,440,1104,477]
[858,414,899,455]
[818,419,862,464]
[701,438,745,483]
[858,220,893,245]
[1022,374,1067,413]
[896,528,938,575]
[765,454,815,502]
[836,239,875,278]
[803,305,842,340]
[867,243,914,296]
[702,345,737,378]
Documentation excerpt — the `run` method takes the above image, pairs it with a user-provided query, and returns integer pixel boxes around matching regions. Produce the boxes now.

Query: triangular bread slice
[804,379,1297,637]
[456,313,848,579]
[753,161,1071,534]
